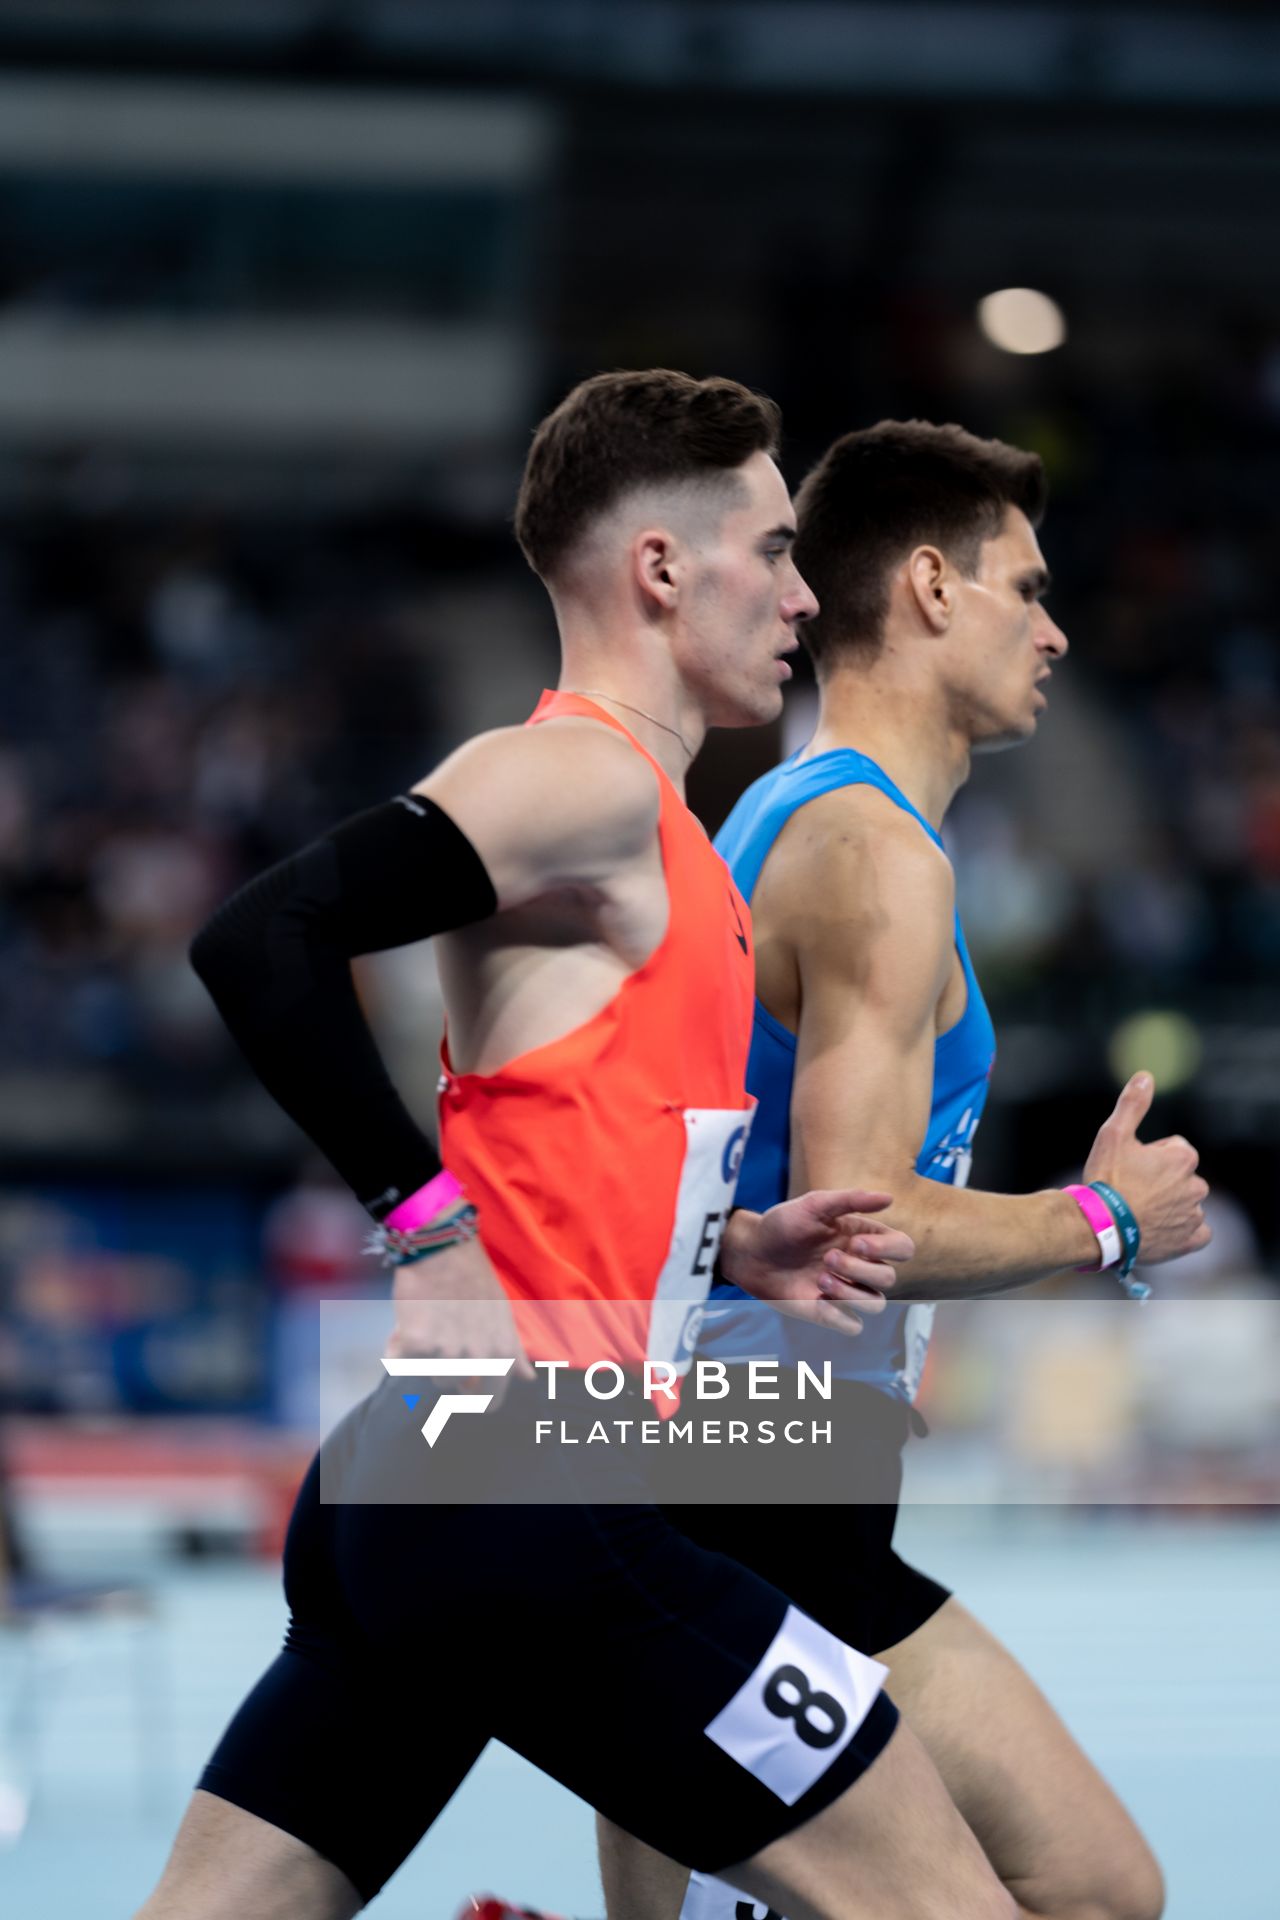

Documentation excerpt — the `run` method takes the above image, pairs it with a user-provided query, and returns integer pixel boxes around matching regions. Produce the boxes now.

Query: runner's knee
[1020,1830,1164,1920]
[1051,1856,1165,1920]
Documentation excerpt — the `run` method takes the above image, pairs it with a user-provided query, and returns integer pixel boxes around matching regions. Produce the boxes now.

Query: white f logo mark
[381,1357,515,1446]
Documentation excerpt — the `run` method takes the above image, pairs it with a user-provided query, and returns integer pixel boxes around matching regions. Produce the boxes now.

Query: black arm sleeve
[190,795,497,1218]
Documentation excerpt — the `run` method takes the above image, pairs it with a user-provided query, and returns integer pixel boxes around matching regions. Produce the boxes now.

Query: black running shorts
[670,1374,952,1659]
[198,1377,898,1903]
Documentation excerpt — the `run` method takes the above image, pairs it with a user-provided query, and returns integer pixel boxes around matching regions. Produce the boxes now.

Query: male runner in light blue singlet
[706,745,995,1409]
[598,423,1211,1920]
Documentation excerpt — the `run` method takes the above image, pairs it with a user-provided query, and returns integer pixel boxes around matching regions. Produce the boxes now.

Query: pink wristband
[385,1169,466,1233]
[1063,1183,1121,1272]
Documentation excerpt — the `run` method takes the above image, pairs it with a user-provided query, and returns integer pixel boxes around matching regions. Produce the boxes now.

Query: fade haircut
[794,420,1047,670]
[515,369,782,584]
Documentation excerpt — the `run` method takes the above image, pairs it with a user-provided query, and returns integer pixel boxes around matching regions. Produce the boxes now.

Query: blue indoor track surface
[1,1509,1276,1919]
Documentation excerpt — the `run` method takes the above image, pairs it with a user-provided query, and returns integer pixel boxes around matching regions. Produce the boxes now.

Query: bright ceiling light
[977,287,1066,356]
[1108,1011,1203,1095]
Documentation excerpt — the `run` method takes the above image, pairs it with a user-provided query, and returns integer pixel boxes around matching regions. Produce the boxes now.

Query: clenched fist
[1083,1072,1211,1266]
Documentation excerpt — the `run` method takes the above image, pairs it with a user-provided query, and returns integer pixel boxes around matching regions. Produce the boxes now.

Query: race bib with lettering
[649,1104,756,1374]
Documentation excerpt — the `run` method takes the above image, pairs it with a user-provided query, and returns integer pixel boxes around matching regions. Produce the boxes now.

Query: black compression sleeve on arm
[191,796,497,1218]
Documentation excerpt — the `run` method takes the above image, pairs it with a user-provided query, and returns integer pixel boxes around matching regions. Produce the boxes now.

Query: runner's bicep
[788,969,938,1197]
[787,894,950,1196]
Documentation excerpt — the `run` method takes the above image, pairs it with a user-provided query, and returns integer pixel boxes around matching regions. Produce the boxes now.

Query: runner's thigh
[731,1711,1016,1920]
[878,1598,1162,1920]
[257,1382,894,1886]
[490,1496,899,1874]
[135,1789,363,1920]
[198,1450,489,1905]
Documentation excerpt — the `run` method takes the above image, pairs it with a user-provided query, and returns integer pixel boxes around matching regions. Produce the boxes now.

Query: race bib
[901,1303,936,1402]
[678,1873,778,1920]
[704,1603,887,1805]
[648,1104,755,1374]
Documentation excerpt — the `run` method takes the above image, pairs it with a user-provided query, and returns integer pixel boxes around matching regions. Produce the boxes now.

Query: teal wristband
[1085,1180,1149,1300]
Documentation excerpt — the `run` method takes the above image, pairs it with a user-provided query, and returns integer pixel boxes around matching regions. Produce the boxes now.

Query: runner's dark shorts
[669,1373,952,1659]
[198,1375,899,1903]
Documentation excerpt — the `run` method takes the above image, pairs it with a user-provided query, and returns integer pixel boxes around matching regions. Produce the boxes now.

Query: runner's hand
[387,1234,535,1401]
[719,1190,914,1337]
[1083,1072,1211,1265]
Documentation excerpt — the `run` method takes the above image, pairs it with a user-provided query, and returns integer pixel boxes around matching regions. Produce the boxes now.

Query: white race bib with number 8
[703,1603,887,1805]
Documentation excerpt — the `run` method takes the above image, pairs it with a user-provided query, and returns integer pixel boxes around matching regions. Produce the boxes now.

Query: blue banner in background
[0,1182,271,1415]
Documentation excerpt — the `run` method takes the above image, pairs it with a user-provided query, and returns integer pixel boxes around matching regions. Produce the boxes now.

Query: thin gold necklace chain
[574,689,694,759]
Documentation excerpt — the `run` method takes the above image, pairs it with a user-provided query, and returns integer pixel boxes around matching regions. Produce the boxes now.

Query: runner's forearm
[840,1177,1098,1297]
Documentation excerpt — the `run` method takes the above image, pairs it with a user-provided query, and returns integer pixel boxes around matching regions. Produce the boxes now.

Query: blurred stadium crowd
[0,23,1277,1915]
[3,351,1279,1106]
[0,0,1276,1459]
[0,511,447,1084]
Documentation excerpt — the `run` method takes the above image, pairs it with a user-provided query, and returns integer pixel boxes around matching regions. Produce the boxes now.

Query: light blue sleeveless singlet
[702,748,996,1401]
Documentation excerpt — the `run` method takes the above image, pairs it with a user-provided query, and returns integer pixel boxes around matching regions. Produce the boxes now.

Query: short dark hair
[515,369,782,582]
[793,420,1047,669]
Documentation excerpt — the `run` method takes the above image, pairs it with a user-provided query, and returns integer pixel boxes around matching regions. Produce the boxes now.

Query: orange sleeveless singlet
[438,691,756,1375]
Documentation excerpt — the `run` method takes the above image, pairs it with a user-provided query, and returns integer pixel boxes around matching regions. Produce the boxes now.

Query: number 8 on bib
[703,1605,888,1805]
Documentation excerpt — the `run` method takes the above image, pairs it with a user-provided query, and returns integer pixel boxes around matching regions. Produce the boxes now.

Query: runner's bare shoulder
[766,780,954,945]
[414,718,661,901]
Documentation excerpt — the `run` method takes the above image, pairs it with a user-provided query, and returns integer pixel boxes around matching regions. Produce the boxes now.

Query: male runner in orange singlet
[133,374,1022,1920]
